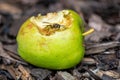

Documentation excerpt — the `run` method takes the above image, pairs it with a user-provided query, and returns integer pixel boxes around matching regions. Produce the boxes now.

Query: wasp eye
[52,24,60,28]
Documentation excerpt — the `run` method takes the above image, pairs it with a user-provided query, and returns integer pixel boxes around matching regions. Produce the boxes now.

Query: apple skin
[17,10,85,70]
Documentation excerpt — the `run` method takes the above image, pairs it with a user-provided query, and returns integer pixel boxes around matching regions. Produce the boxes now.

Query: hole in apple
[30,10,72,36]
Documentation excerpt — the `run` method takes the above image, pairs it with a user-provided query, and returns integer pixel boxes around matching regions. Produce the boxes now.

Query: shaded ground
[0,0,120,80]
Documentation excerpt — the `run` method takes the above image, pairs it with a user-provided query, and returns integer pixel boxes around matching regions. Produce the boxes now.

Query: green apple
[17,10,85,70]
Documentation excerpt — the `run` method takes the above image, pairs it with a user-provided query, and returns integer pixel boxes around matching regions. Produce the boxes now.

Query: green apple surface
[17,10,85,70]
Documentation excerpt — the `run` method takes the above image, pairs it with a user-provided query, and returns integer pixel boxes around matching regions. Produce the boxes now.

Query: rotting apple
[17,10,88,70]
